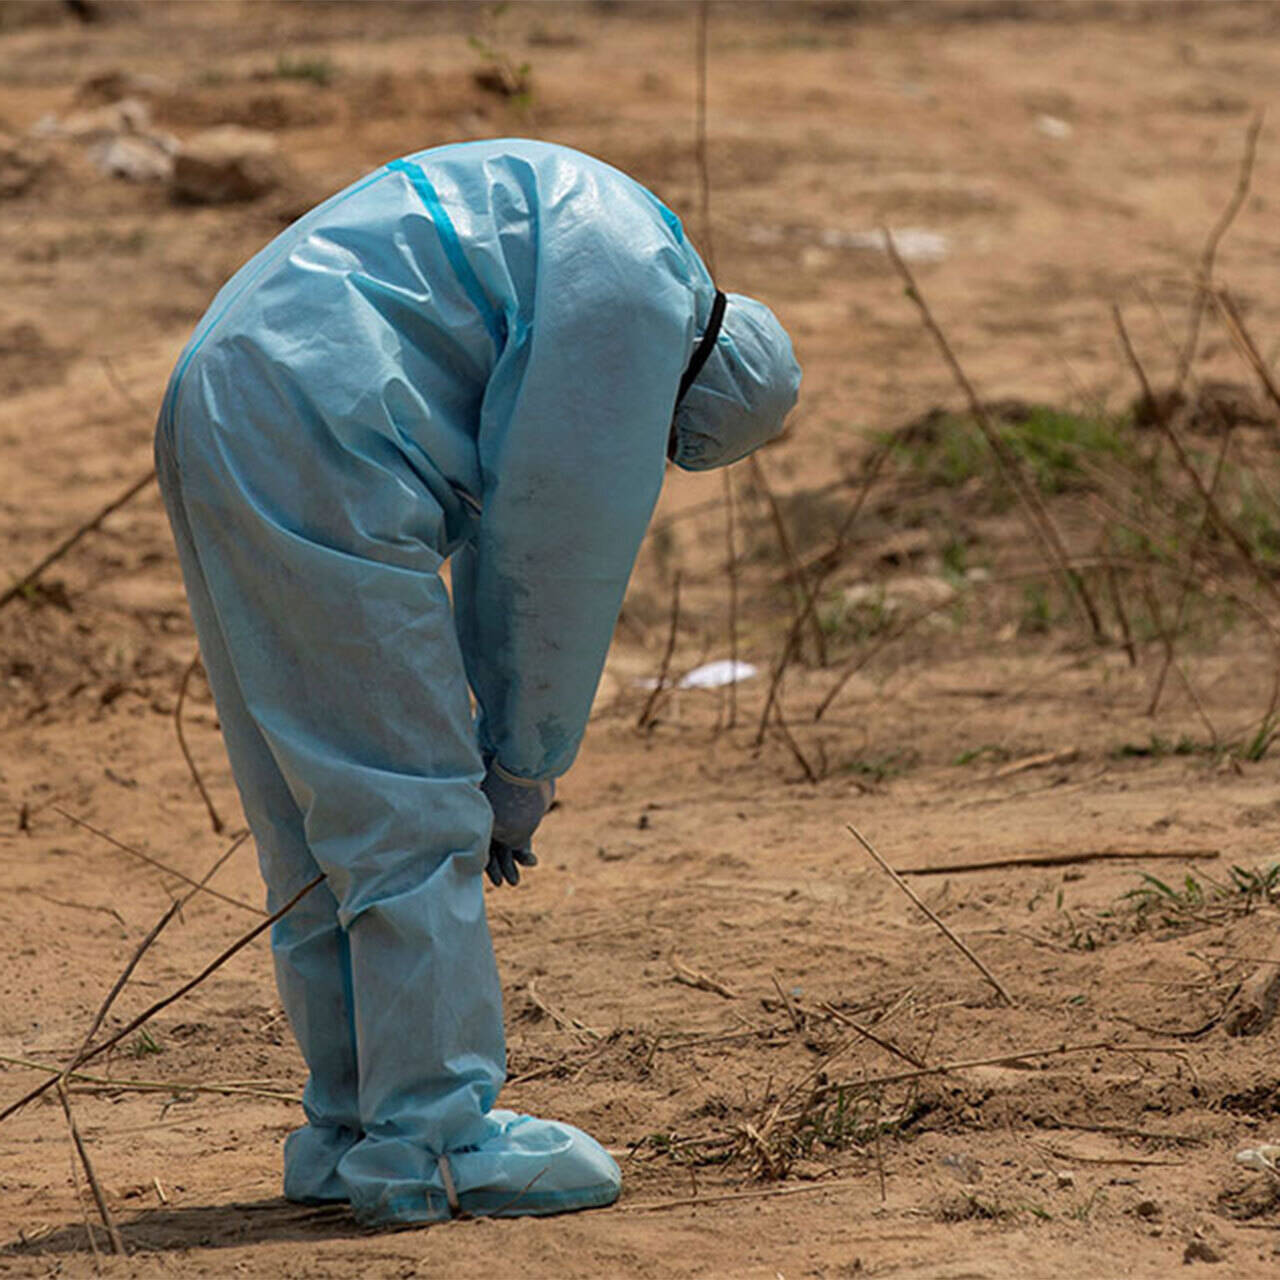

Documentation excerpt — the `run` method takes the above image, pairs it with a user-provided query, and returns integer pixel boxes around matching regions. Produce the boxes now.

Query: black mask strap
[675,289,727,408]
[668,290,727,463]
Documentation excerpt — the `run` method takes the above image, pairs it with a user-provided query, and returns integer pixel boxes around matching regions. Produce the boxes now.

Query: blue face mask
[667,291,803,472]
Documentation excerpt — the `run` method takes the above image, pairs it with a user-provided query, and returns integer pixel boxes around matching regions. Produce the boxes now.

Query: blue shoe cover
[283,1123,361,1204]
[341,1111,621,1226]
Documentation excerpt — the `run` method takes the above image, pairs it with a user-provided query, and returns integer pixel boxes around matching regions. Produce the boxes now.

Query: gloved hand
[480,761,554,888]
[486,840,538,887]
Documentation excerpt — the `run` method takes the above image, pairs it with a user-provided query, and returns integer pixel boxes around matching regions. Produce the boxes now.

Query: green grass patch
[886,404,1133,498]
[274,53,336,86]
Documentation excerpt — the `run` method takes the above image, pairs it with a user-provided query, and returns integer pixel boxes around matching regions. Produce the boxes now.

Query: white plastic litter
[678,659,758,689]
[634,659,759,691]
[1235,1144,1280,1176]
[823,226,949,263]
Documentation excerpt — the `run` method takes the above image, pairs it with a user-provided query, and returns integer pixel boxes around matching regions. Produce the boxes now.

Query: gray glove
[486,840,537,888]
[480,761,554,888]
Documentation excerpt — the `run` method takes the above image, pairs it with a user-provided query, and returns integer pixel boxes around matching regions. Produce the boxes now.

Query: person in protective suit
[155,138,800,1226]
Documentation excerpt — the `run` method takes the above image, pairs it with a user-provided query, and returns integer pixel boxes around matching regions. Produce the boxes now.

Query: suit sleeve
[451,223,696,781]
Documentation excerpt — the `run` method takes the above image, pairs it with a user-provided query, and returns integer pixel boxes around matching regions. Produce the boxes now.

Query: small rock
[172,126,284,204]
[1036,114,1074,140]
[1135,1199,1162,1220]
[1183,1239,1221,1264]
[1055,1170,1075,1189]
[86,133,173,182]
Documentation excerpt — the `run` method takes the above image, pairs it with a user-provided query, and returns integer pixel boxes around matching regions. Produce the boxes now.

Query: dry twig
[0,468,156,610]
[896,847,1220,876]
[57,1082,125,1256]
[881,226,1105,642]
[175,651,226,834]
[1179,111,1264,380]
[0,874,322,1124]
[637,571,682,731]
[53,808,262,916]
[525,978,601,1041]
[670,953,739,1000]
[848,823,1015,1007]
[1114,305,1280,609]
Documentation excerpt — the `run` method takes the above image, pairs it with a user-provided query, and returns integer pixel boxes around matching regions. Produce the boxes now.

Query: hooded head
[668,292,801,471]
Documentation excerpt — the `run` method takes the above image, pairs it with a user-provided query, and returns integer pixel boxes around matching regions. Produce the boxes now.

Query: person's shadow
[0,1198,424,1259]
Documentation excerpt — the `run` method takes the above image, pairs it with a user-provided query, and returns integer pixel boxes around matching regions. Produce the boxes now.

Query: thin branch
[637,571,682,731]
[622,1177,865,1213]
[770,697,819,784]
[1212,287,1280,417]
[895,848,1219,876]
[881,226,1106,642]
[756,432,899,744]
[847,824,1015,1007]
[175,651,226,833]
[748,453,827,664]
[57,1083,125,1256]
[1148,422,1234,714]
[720,467,740,732]
[694,0,714,275]
[0,1056,298,1103]
[0,469,156,610]
[826,1040,1188,1093]
[1179,111,1264,381]
[65,831,250,1075]
[818,1002,925,1069]
[1114,305,1280,608]
[53,808,262,917]
[0,874,322,1124]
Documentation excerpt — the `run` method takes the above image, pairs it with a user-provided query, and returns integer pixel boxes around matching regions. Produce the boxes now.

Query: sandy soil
[3,2,1280,1276]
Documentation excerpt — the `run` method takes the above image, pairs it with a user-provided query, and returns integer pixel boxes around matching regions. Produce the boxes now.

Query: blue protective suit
[155,138,800,1225]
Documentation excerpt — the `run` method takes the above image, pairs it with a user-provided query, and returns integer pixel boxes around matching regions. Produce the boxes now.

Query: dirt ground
[4,1,1280,1276]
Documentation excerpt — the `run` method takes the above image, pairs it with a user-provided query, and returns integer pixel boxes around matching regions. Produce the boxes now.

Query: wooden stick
[881,226,1105,643]
[827,1039,1187,1093]
[525,978,601,1041]
[848,824,1015,1007]
[756,432,898,745]
[1212,286,1280,417]
[62,1100,103,1272]
[53,807,263,916]
[637,571,682,731]
[819,1002,925,1069]
[1148,424,1234,716]
[990,747,1078,780]
[895,847,1220,876]
[719,467,740,733]
[0,1056,298,1103]
[770,697,819,784]
[0,874,322,1124]
[1178,111,1264,380]
[64,831,250,1077]
[0,468,156,610]
[671,953,738,1000]
[1113,305,1280,609]
[57,1083,125,1256]
[748,453,827,665]
[175,651,226,834]
[620,1176,865,1212]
